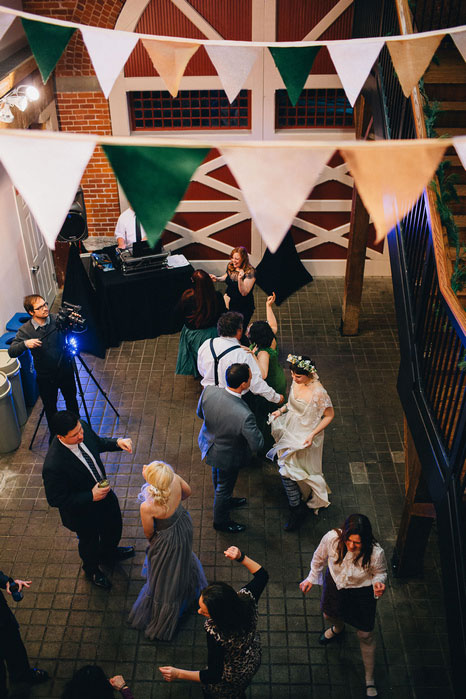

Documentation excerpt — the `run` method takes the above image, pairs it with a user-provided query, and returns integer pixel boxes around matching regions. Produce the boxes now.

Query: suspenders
[210,339,237,385]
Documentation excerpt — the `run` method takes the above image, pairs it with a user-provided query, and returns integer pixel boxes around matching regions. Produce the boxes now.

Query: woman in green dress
[247,293,286,452]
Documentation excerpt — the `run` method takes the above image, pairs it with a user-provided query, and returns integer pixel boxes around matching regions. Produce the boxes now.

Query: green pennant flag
[102,145,209,247]
[21,18,76,83]
[269,46,321,106]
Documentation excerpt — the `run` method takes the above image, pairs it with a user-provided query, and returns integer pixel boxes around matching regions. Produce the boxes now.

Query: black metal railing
[352,0,466,693]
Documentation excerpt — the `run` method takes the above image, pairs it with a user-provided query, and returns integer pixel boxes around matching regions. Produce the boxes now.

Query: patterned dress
[200,567,268,698]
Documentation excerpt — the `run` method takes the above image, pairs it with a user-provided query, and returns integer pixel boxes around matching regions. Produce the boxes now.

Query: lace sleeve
[315,386,332,415]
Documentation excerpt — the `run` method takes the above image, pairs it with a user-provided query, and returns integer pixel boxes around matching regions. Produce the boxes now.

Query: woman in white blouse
[299,514,387,698]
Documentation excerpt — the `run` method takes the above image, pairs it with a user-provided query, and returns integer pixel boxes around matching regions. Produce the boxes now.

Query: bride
[268,355,334,532]
[128,461,207,641]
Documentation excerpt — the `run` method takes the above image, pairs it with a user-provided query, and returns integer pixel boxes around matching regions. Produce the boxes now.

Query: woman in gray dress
[128,461,207,641]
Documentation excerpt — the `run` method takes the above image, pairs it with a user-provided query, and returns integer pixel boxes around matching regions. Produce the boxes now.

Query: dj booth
[88,246,193,348]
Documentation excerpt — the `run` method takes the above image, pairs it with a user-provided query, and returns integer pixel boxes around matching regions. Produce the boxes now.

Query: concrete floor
[0,279,452,698]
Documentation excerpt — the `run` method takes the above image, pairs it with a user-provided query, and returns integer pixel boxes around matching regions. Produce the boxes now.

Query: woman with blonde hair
[128,461,207,641]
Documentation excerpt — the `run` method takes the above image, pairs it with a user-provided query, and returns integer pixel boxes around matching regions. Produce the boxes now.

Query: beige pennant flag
[451,30,466,62]
[142,39,200,97]
[220,146,335,253]
[387,34,444,97]
[340,142,446,243]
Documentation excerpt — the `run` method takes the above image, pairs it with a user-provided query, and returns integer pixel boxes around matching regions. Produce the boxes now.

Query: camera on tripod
[56,302,87,333]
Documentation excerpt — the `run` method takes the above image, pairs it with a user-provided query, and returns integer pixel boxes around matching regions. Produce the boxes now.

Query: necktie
[77,444,103,482]
[135,217,142,242]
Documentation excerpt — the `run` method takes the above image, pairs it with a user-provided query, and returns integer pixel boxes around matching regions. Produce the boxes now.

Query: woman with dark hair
[159,546,268,698]
[176,269,226,377]
[211,247,256,328]
[247,293,286,451]
[268,354,334,531]
[61,665,134,698]
[300,514,387,698]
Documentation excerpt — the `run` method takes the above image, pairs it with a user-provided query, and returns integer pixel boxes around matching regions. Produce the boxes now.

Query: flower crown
[287,354,317,374]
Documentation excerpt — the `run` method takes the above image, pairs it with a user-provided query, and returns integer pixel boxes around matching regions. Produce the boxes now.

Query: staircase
[423,36,466,301]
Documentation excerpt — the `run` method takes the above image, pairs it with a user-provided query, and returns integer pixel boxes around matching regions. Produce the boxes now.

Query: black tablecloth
[93,259,193,347]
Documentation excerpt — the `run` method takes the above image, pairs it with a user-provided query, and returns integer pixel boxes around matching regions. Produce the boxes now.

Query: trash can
[0,333,38,407]
[0,350,27,426]
[0,371,21,452]
[6,312,31,332]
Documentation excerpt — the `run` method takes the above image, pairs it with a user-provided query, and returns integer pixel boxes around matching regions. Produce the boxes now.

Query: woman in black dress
[175,269,226,377]
[159,546,268,698]
[211,247,256,329]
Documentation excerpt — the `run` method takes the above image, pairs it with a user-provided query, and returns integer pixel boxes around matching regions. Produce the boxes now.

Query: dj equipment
[116,247,169,276]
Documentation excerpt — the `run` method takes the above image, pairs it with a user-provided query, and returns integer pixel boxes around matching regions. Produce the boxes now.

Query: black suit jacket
[42,421,122,532]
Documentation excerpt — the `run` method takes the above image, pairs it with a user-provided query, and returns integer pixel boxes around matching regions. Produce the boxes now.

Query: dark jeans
[211,467,239,525]
[37,366,79,434]
[75,493,122,574]
[0,609,30,694]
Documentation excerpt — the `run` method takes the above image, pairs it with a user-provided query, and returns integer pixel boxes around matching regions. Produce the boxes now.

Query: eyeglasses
[33,302,48,311]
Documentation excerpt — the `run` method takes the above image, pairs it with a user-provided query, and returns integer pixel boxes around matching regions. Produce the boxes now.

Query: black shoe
[318,625,345,645]
[213,520,246,533]
[86,569,112,590]
[229,497,247,508]
[284,503,306,532]
[25,668,49,684]
[115,545,135,560]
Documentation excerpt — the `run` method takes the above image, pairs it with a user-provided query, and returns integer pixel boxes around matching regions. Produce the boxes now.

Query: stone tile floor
[0,279,453,698]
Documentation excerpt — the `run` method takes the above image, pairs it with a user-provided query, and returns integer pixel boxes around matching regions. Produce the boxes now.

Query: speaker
[57,187,88,242]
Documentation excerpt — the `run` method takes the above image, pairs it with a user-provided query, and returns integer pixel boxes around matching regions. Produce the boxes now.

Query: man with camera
[8,294,79,437]
[0,571,49,695]
[42,411,135,590]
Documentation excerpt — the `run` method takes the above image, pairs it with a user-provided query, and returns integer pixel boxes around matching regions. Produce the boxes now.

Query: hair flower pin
[286,354,317,374]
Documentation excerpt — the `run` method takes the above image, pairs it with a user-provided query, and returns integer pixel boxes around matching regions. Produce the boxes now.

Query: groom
[197,363,264,533]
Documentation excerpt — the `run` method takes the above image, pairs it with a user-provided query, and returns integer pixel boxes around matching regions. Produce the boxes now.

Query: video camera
[56,302,87,333]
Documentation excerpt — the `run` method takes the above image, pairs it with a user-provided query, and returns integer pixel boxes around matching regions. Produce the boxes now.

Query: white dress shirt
[306,530,387,590]
[115,208,147,246]
[197,336,281,403]
[59,440,104,482]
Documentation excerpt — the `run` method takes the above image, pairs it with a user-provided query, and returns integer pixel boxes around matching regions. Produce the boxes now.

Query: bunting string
[0,128,463,253]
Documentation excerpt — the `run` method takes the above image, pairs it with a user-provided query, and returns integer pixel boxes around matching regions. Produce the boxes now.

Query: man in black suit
[42,411,135,590]
[0,571,49,695]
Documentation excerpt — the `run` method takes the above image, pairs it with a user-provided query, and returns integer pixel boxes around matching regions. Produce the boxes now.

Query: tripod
[29,333,119,449]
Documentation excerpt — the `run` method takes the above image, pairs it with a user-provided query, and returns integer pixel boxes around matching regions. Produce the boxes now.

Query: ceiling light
[0,102,14,123]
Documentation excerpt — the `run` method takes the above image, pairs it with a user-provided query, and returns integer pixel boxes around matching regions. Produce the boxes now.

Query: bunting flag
[0,134,96,248]
[340,142,446,242]
[141,39,200,97]
[453,136,466,170]
[0,11,15,42]
[205,45,261,103]
[328,38,384,107]
[220,146,335,253]
[81,27,139,99]
[21,18,76,83]
[387,34,444,98]
[268,46,321,106]
[452,30,466,62]
[102,144,209,247]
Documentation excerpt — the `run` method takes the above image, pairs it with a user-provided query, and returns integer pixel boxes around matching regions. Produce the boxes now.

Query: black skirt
[320,568,377,632]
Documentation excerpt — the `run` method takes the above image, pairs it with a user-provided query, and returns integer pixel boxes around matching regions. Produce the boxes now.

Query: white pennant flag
[205,45,261,103]
[453,136,466,170]
[0,11,15,42]
[220,146,335,252]
[452,30,466,62]
[81,27,139,99]
[328,38,384,107]
[0,135,96,248]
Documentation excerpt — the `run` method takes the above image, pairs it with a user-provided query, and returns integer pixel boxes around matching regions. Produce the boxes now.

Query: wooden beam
[392,418,436,578]
[340,95,371,336]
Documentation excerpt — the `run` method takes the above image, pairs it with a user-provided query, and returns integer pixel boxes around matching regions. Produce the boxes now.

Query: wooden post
[391,417,436,577]
[341,95,372,336]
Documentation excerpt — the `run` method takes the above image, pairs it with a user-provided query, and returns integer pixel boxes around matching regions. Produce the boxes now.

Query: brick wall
[23,1,123,238]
